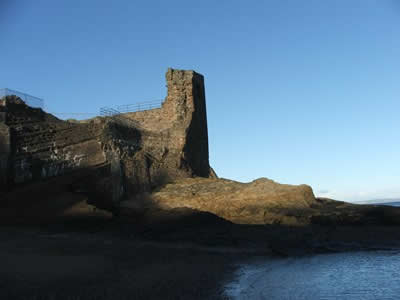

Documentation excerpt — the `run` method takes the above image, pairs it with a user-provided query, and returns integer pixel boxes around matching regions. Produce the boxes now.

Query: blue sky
[1,0,399,202]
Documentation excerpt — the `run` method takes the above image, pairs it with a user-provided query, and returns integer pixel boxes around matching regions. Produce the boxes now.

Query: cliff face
[0,69,214,217]
[0,96,106,190]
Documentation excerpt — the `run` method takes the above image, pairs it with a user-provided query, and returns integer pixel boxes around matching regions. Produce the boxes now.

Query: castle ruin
[0,68,215,216]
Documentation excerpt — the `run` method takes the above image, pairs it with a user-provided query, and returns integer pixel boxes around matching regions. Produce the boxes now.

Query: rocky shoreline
[2,202,400,300]
[3,168,400,299]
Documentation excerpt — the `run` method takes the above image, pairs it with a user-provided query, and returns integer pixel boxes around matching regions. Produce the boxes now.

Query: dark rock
[1,69,215,219]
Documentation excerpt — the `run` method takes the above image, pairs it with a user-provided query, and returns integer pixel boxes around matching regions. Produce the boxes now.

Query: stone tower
[0,68,214,213]
[163,68,210,177]
[121,68,214,191]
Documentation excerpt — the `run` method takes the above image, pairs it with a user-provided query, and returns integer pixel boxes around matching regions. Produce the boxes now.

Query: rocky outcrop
[1,69,215,217]
[0,122,10,190]
[3,68,400,246]
[120,177,317,225]
[0,95,106,186]
[119,177,400,229]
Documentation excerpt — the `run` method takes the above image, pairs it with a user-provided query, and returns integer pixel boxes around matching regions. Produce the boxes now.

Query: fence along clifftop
[0,88,44,109]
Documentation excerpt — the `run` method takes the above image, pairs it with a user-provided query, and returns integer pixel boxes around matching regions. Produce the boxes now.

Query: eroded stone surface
[1,69,214,216]
[121,177,316,225]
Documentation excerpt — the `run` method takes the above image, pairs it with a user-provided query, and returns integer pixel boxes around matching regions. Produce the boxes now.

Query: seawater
[225,250,400,300]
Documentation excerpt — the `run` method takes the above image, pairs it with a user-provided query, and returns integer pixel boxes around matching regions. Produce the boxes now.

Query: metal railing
[115,100,162,113]
[0,88,44,109]
[100,100,163,129]
[99,107,142,129]
[49,112,98,121]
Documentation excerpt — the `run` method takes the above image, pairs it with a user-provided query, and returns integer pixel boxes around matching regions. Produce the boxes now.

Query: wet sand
[0,221,248,300]
[3,209,400,299]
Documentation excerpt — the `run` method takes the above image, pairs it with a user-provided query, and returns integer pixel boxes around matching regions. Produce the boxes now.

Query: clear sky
[1,0,399,202]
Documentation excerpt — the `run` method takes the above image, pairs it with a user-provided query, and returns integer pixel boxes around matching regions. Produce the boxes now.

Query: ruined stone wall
[179,70,210,177]
[11,122,106,184]
[124,68,211,179]
[125,108,167,132]
[1,96,107,186]
[2,68,213,214]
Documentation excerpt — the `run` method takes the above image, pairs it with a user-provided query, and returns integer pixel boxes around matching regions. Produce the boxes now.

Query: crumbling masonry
[0,69,215,212]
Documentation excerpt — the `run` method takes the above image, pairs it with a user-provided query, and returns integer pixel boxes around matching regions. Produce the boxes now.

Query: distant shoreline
[356,199,400,205]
